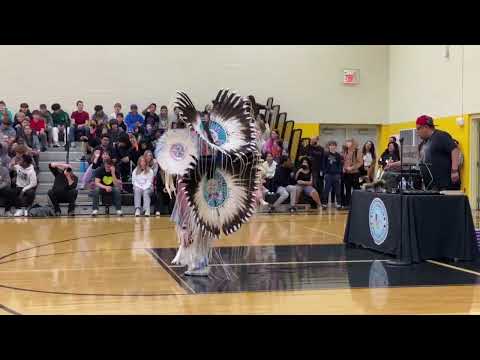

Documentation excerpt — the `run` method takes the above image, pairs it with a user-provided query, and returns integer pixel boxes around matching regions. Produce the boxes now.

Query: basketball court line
[168,259,389,268]
[146,249,196,294]
[0,304,21,315]
[427,260,480,277]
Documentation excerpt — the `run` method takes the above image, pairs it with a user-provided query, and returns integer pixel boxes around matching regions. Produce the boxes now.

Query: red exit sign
[343,69,359,85]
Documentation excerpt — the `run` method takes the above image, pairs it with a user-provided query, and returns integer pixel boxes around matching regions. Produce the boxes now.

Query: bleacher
[1,96,317,216]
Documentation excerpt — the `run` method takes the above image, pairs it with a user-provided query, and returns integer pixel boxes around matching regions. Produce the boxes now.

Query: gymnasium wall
[0,45,388,125]
[387,45,480,200]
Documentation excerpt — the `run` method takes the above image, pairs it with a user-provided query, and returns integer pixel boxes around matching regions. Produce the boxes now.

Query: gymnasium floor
[0,211,479,315]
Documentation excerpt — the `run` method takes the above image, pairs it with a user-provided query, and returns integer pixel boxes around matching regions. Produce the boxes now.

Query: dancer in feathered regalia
[155,90,260,276]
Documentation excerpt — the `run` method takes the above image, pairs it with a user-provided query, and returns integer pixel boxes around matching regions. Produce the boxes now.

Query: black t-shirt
[297,169,312,183]
[49,165,78,192]
[419,129,455,190]
[144,112,159,127]
[94,166,115,187]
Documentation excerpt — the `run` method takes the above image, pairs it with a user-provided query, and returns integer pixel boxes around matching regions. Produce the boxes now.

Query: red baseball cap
[416,115,434,127]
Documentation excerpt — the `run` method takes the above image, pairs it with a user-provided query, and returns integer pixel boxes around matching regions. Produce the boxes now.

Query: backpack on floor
[28,204,56,217]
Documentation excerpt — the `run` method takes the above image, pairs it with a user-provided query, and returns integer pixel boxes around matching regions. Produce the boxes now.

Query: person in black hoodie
[113,133,133,185]
[321,140,343,209]
[309,136,325,195]
[270,156,297,213]
[47,163,78,216]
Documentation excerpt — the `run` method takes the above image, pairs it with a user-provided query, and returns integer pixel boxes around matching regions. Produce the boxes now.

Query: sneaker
[289,207,297,213]
[184,267,210,277]
[135,208,141,217]
[322,204,328,209]
[14,209,23,217]
[68,211,75,217]
[336,204,342,210]
[155,211,161,217]
[53,144,59,148]
[260,200,269,206]
[55,211,61,217]
[70,142,76,148]
[116,210,123,217]
[268,206,275,214]
[144,211,150,217]
[91,209,98,217]
[23,209,29,217]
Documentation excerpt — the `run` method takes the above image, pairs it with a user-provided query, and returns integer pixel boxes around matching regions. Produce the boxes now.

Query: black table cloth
[343,190,478,263]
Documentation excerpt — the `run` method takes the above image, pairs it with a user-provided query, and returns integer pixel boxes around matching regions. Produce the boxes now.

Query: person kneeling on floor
[91,159,122,216]
[12,154,37,217]
[48,162,78,217]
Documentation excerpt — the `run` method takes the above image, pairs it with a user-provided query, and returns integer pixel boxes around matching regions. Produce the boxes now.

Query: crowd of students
[0,99,465,217]
[0,100,180,216]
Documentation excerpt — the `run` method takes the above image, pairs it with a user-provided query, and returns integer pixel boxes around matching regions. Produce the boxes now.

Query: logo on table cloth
[169,143,186,161]
[203,171,229,208]
[369,197,389,245]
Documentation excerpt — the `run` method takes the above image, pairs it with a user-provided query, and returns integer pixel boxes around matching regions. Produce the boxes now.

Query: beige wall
[0,45,388,124]
[389,45,480,123]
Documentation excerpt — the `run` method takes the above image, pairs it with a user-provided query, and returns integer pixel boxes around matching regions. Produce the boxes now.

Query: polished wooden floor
[0,211,479,315]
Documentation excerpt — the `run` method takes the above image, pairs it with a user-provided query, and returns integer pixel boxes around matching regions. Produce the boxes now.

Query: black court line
[146,249,195,294]
[149,245,480,294]
[0,304,22,315]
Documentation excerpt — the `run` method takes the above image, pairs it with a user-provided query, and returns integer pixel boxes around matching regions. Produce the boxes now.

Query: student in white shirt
[132,155,154,217]
[261,152,277,193]
[12,154,37,216]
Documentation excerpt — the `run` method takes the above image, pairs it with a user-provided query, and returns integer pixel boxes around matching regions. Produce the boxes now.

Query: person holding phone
[47,162,78,216]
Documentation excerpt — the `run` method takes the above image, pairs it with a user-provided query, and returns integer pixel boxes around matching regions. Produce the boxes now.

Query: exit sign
[343,69,359,85]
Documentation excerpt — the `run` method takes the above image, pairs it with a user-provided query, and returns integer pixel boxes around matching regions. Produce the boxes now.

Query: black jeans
[0,187,15,211]
[322,174,341,205]
[343,173,360,206]
[313,174,324,196]
[14,187,36,208]
[48,188,78,213]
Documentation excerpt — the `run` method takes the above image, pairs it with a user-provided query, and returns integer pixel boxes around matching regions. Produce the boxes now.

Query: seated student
[108,119,123,145]
[116,113,127,132]
[112,134,133,185]
[95,134,114,155]
[47,163,78,216]
[13,111,28,131]
[125,105,144,133]
[261,152,277,193]
[91,159,122,217]
[12,154,37,217]
[295,157,322,209]
[0,101,15,125]
[51,103,70,147]
[30,110,48,151]
[0,117,16,140]
[109,103,122,121]
[16,125,40,171]
[321,140,343,209]
[158,105,170,133]
[80,149,111,190]
[70,100,90,148]
[92,105,109,126]
[14,103,32,124]
[142,103,159,128]
[0,160,14,214]
[270,156,297,213]
[132,156,154,217]
[39,104,54,147]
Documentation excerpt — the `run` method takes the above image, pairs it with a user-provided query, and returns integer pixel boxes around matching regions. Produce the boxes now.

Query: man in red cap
[416,115,460,190]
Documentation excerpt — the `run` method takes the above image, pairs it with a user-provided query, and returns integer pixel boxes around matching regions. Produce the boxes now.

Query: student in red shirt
[69,100,90,149]
[30,110,47,151]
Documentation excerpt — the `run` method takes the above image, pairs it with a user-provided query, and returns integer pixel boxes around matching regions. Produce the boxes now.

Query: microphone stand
[386,137,412,266]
